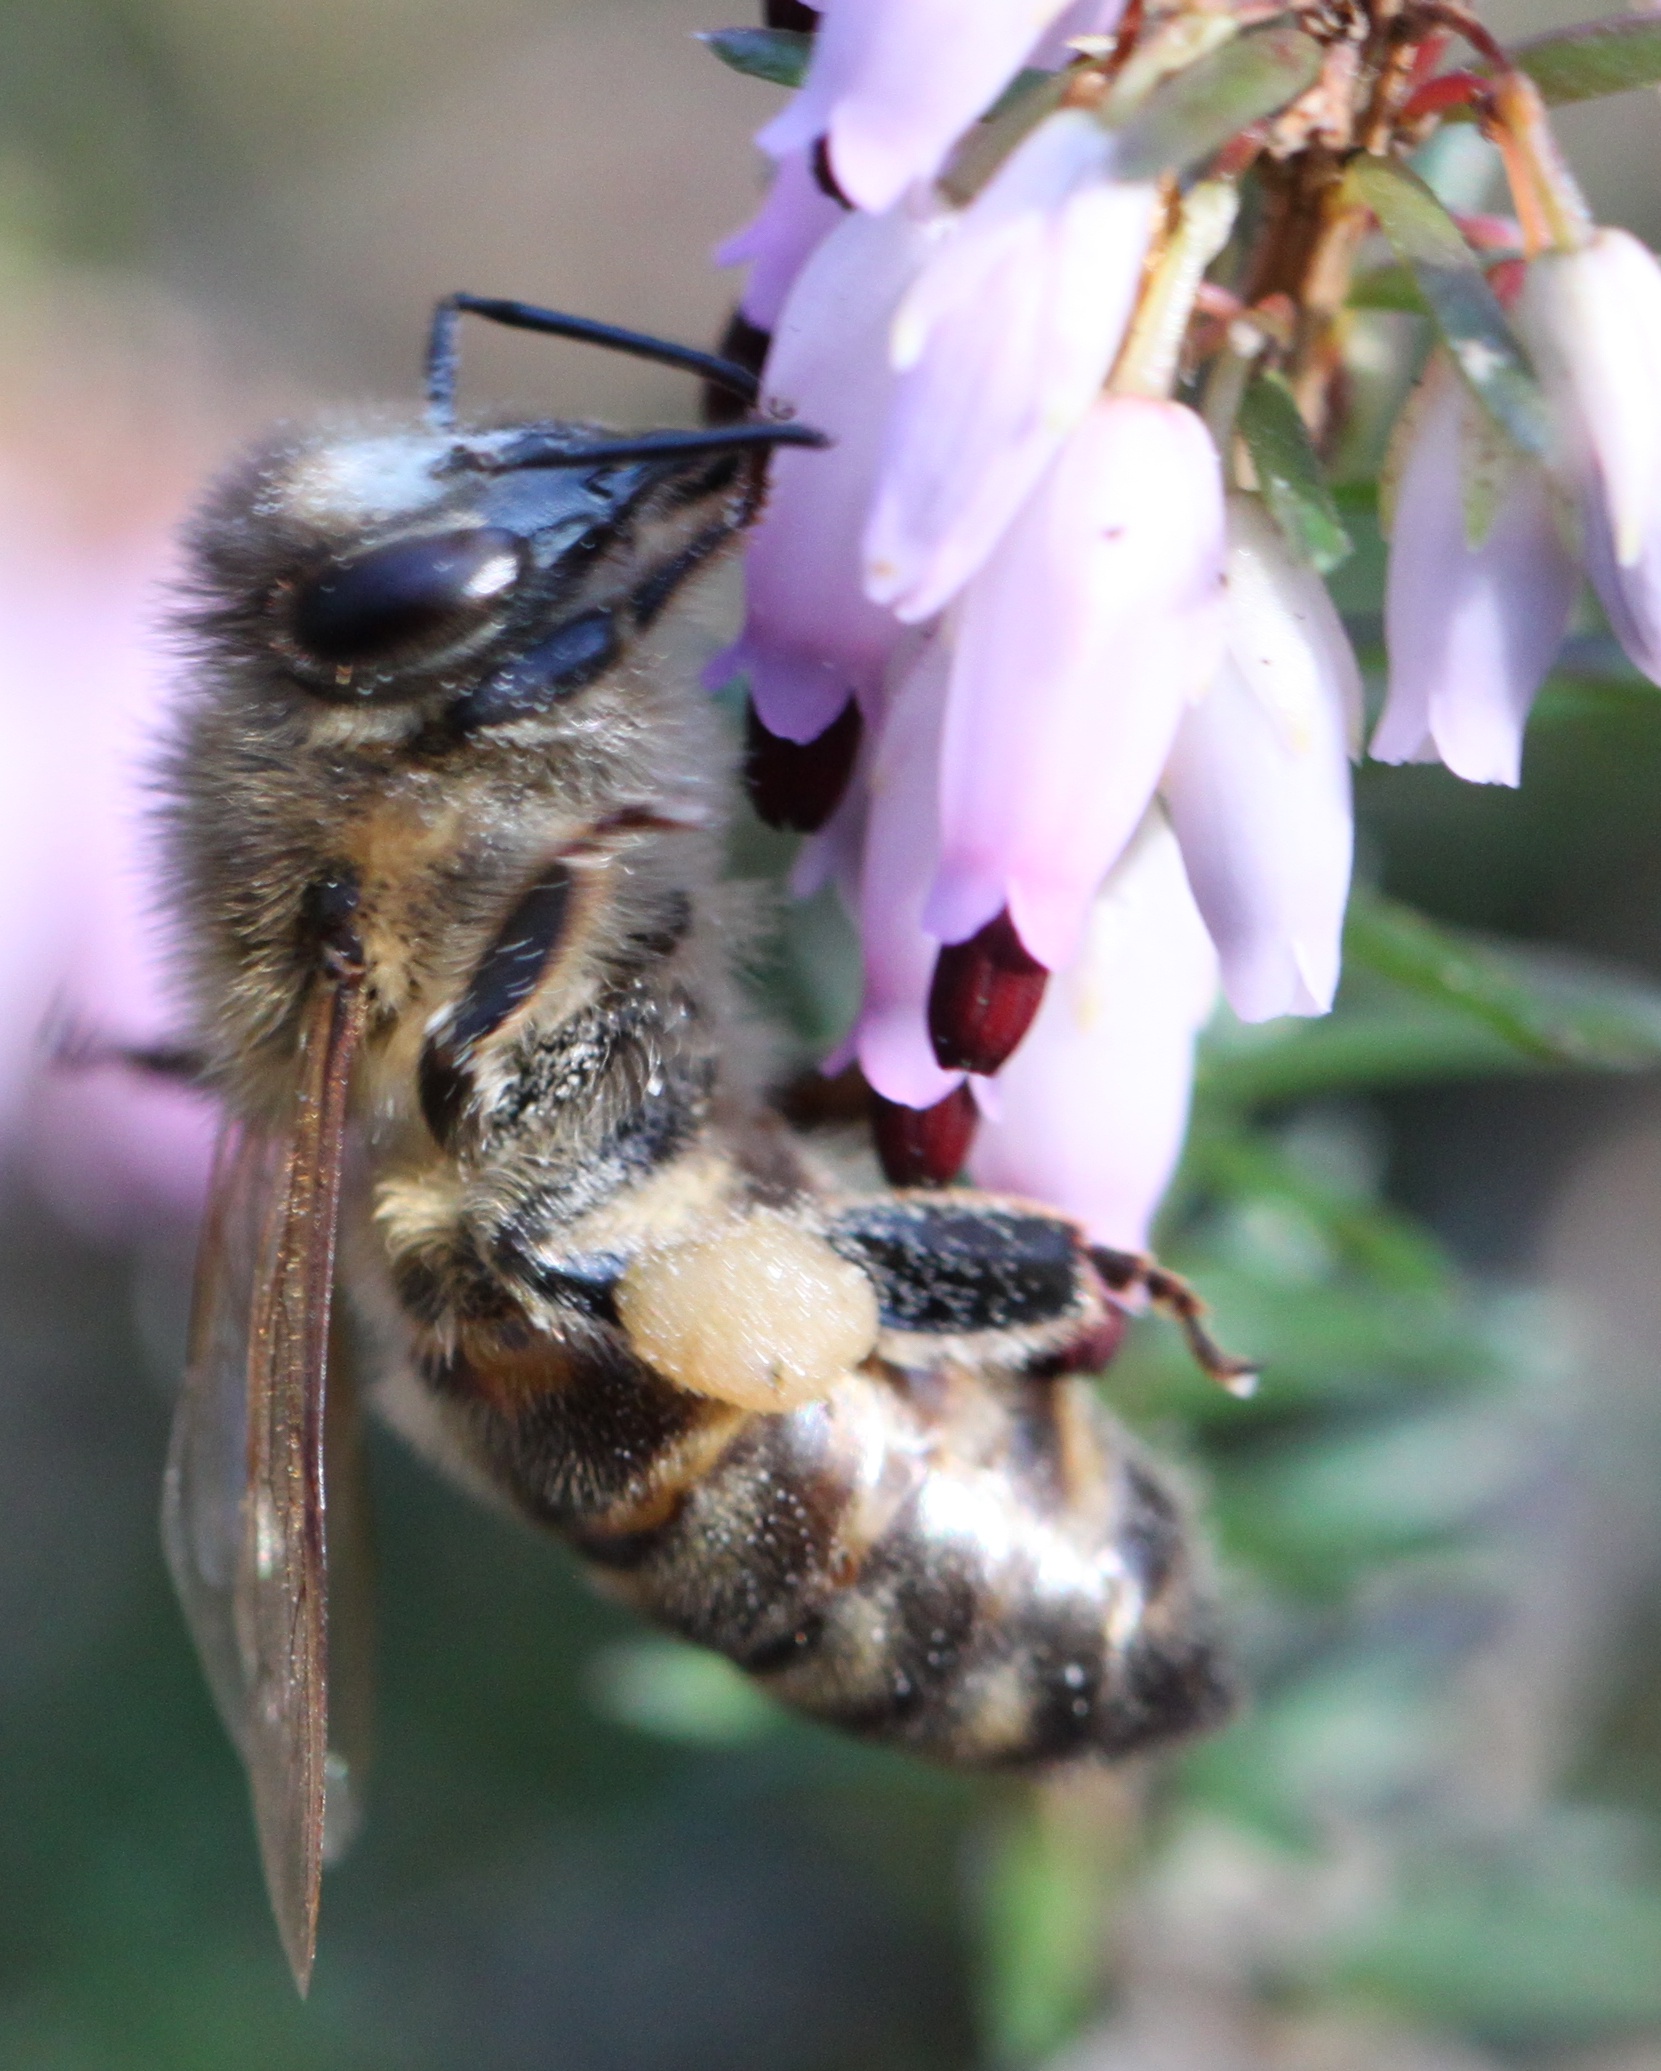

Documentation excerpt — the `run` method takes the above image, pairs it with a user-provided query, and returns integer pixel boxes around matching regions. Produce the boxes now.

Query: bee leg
[823,1193,1123,1375]
[1088,1247,1259,1396]
[611,1211,880,1413]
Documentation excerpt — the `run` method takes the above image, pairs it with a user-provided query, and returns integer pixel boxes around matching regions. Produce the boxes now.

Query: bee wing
[161,974,366,1996]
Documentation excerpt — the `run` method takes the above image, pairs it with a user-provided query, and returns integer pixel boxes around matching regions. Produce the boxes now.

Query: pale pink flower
[1517,228,1661,575]
[0,515,85,1131]
[1579,490,1661,683]
[706,197,944,743]
[759,0,1083,212]
[1165,494,1359,1020]
[967,813,1218,1250]
[0,517,215,1237]
[837,637,966,1110]
[714,145,846,333]
[926,393,1226,972]
[1372,355,1578,786]
[863,110,1159,622]
[1515,228,1661,686]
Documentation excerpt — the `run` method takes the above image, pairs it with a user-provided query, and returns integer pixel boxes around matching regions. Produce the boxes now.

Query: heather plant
[671,2,1661,2061]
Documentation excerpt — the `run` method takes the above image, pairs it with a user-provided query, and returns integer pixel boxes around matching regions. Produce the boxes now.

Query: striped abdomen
[428,1317,1232,1768]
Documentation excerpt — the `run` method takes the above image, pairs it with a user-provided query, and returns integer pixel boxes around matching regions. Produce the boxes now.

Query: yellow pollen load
[616,1213,881,1412]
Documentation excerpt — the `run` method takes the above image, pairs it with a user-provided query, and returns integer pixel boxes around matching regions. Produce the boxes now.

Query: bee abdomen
[573,1365,1233,1769]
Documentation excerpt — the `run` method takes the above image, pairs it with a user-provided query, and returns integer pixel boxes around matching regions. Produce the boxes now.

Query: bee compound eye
[289,526,524,675]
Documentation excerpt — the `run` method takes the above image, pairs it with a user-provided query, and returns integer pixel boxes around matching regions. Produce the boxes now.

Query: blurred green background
[5,2,1661,2066]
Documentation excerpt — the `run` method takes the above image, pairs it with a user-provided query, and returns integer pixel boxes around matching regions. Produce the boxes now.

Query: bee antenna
[426,293,763,429]
[464,420,831,475]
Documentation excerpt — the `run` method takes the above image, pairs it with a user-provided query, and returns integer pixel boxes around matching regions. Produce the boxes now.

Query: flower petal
[1164,496,1356,1021]
[848,636,964,1109]
[864,112,1158,621]
[1517,227,1661,569]
[926,395,1226,971]
[758,0,1078,212]
[1373,358,1577,786]
[715,146,847,332]
[967,812,1218,1249]
[1581,484,1661,685]
[706,199,944,741]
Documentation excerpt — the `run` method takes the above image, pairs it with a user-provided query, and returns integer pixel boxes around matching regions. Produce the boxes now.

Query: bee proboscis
[158,294,1242,1992]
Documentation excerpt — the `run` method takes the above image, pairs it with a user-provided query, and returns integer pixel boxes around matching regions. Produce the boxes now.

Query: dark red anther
[871,1083,977,1187]
[927,908,1049,1075]
[765,0,821,27]
[702,309,772,426]
[744,697,862,832]
[1067,1306,1128,1374]
[811,135,853,209]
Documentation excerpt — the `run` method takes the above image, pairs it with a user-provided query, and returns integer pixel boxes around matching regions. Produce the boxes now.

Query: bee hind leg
[1088,1246,1259,1396]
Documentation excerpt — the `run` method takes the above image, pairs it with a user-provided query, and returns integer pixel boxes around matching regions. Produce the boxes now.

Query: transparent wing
[161,974,366,1995]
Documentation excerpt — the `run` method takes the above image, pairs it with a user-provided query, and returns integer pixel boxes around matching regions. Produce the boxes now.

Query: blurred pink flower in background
[0,323,223,1243]
[19,526,217,1240]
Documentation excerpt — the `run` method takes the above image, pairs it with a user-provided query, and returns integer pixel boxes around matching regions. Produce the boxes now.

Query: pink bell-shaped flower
[1165,494,1359,1021]
[714,145,846,333]
[1372,354,1578,786]
[1516,227,1661,685]
[840,636,966,1112]
[863,110,1159,622]
[967,813,1218,1251]
[926,392,1226,973]
[706,198,944,745]
[759,0,1081,212]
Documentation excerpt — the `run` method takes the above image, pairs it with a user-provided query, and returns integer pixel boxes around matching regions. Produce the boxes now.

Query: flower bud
[927,907,1049,1073]
[744,696,863,831]
[871,1082,979,1186]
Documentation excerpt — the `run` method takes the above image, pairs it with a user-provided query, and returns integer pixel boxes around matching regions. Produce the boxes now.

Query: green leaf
[1111,23,1324,179]
[1199,897,1661,1107]
[1339,1832,1661,2040]
[1347,262,1428,314]
[1513,13,1661,106]
[1237,372,1353,572]
[973,1802,1116,2066]
[1343,155,1548,457]
[696,25,813,89]
[1345,891,1661,1069]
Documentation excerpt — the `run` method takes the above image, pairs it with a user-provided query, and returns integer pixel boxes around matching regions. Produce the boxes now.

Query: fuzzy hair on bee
[154,296,1239,1993]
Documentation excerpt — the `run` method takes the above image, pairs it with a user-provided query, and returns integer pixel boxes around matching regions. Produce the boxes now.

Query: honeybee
[158,294,1243,1993]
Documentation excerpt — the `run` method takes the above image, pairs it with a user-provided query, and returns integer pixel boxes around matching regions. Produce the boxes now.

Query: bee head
[182,416,804,729]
